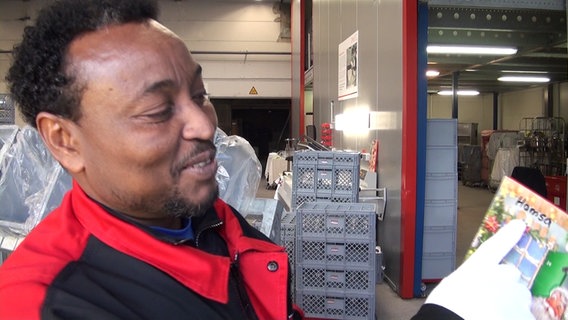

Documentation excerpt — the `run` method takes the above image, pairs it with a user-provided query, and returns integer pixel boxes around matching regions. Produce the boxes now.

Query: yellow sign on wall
[249,86,258,95]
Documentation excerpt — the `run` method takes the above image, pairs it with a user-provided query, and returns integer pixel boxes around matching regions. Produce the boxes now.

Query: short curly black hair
[6,0,159,127]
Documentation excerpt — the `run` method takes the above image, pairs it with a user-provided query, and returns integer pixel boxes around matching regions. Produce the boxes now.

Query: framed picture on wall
[338,31,358,101]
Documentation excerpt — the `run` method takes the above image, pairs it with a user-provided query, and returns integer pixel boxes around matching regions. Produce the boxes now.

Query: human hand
[425,219,535,320]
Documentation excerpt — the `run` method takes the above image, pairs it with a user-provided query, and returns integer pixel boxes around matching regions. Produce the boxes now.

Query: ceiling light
[498,76,550,83]
[437,90,480,96]
[426,70,440,77]
[427,45,517,55]
[502,70,548,74]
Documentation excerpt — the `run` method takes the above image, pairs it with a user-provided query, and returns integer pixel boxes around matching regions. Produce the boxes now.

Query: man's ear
[35,112,84,174]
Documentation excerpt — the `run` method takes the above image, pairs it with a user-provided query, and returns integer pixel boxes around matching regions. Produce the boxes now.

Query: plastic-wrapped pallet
[214,128,262,215]
[292,150,360,210]
[0,126,72,237]
[489,147,519,190]
[241,198,282,244]
[459,145,483,186]
[0,126,73,265]
[295,202,376,320]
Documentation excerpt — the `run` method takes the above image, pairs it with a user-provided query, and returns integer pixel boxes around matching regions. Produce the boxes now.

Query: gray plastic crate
[0,95,15,124]
[0,125,18,163]
[296,202,376,241]
[280,212,296,300]
[293,150,360,167]
[294,165,359,195]
[423,226,456,254]
[281,212,296,263]
[296,264,375,293]
[292,192,358,211]
[426,146,457,174]
[425,173,457,201]
[296,289,375,320]
[424,199,457,228]
[427,119,457,147]
[292,150,360,210]
[296,238,375,268]
[422,251,456,280]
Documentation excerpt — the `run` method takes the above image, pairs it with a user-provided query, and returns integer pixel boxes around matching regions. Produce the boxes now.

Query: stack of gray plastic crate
[280,211,296,300]
[286,150,361,303]
[295,202,376,319]
[291,151,360,210]
[423,119,458,281]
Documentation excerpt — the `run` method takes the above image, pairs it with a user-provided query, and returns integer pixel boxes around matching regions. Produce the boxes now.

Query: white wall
[428,93,494,134]
[500,87,546,129]
[427,84,567,137]
[158,1,291,98]
[310,0,406,292]
[0,0,291,125]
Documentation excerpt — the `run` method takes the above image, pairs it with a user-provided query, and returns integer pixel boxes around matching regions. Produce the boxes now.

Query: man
[0,0,300,319]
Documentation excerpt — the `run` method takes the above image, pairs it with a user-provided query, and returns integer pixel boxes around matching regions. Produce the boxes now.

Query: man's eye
[146,106,174,122]
[192,92,209,106]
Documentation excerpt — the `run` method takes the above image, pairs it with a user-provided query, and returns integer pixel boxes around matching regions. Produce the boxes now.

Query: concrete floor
[255,179,495,320]
[373,183,495,320]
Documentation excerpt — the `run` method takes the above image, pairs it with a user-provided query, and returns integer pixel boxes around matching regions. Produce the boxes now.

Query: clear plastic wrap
[0,126,72,236]
[242,198,283,243]
[0,125,19,166]
[490,147,520,189]
[459,144,483,184]
[487,131,521,160]
[0,126,261,237]
[214,128,262,215]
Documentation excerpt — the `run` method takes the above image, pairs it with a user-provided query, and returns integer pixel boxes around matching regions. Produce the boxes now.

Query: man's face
[65,21,218,224]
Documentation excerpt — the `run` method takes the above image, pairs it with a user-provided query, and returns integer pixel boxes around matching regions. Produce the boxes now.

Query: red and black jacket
[0,181,301,319]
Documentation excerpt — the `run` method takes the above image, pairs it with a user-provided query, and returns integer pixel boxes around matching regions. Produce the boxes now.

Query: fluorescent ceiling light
[437,90,480,96]
[426,70,440,77]
[502,70,548,74]
[498,76,550,83]
[427,45,517,55]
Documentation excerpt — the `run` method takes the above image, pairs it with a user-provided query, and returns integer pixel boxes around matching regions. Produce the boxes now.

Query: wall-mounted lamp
[427,45,517,55]
[437,90,480,96]
[335,111,386,132]
[335,111,370,132]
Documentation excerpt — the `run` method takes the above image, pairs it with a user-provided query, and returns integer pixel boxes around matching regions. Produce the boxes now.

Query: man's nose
[180,99,215,141]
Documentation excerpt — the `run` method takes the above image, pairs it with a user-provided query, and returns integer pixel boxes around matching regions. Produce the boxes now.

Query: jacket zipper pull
[233,251,239,264]
[230,251,259,320]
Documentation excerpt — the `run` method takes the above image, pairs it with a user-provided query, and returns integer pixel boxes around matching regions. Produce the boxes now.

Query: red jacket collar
[70,181,232,302]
